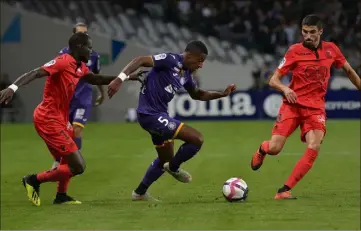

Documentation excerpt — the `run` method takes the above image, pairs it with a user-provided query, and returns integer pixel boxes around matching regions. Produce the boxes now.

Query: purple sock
[74,136,82,150]
[169,143,200,172]
[134,158,164,195]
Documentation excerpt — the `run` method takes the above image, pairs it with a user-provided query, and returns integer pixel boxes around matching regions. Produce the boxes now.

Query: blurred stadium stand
[4,0,361,69]
[1,0,360,122]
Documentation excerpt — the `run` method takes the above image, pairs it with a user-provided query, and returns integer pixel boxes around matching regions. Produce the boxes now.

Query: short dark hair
[302,14,323,29]
[72,22,88,34]
[68,32,90,51]
[185,40,208,55]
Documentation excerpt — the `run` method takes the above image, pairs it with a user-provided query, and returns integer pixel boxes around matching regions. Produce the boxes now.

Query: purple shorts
[69,104,91,128]
[137,113,183,146]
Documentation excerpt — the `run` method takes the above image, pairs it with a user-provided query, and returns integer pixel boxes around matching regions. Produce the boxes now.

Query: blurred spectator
[135,0,360,66]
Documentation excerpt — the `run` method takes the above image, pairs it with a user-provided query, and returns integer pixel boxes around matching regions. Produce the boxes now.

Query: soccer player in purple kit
[52,23,104,168]
[108,41,237,201]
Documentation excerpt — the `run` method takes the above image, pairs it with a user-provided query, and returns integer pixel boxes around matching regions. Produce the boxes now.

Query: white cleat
[163,162,192,183]
[131,191,160,202]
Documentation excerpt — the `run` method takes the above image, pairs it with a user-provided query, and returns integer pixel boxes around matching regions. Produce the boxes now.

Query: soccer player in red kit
[0,32,144,206]
[251,14,361,199]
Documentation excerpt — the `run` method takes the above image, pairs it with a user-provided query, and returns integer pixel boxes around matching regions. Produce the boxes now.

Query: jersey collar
[178,54,187,71]
[302,40,323,51]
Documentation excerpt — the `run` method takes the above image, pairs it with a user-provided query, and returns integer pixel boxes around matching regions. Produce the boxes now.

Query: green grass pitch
[1,120,360,229]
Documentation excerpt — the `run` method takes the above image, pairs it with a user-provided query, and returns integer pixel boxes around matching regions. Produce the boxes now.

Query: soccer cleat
[53,194,82,205]
[131,191,160,202]
[163,162,192,183]
[22,175,41,206]
[274,190,297,200]
[251,149,266,171]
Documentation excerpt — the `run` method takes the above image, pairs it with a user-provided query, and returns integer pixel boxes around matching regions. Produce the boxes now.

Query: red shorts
[272,103,326,142]
[34,119,77,159]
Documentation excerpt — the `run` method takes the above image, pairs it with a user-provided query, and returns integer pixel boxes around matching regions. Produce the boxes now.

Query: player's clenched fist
[222,84,237,96]
[107,78,123,99]
[283,87,297,104]
[0,88,15,105]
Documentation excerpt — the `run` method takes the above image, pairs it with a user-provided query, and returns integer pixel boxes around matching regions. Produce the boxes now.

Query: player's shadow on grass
[87,197,250,206]
[162,197,250,205]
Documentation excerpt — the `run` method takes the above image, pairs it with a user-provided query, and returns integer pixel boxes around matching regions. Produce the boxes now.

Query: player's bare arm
[186,84,237,101]
[84,70,145,86]
[269,70,297,104]
[108,56,153,98]
[342,62,361,91]
[0,67,49,104]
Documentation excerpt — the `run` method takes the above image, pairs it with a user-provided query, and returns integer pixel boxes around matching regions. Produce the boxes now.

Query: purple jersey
[137,53,196,115]
[59,47,100,106]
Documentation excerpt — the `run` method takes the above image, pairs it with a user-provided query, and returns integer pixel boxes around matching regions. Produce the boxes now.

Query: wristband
[117,72,129,81]
[8,84,18,92]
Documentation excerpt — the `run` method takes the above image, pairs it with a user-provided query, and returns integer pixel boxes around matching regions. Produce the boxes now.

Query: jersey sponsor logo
[180,77,186,85]
[44,59,56,67]
[168,92,256,117]
[278,57,286,68]
[164,84,178,94]
[154,53,167,60]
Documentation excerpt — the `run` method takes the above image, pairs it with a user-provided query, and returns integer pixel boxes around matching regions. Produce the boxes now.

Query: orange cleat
[251,150,265,171]
[274,190,297,200]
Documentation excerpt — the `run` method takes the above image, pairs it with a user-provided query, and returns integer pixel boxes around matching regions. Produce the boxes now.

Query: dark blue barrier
[168,90,360,120]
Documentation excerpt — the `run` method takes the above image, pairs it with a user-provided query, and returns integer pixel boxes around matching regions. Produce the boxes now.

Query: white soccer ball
[222,177,248,202]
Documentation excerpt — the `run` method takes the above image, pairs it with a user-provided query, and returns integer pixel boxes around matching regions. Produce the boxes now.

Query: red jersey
[34,54,89,124]
[277,41,346,110]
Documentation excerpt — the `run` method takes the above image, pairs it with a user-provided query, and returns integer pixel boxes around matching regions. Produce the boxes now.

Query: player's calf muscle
[268,141,283,155]
[176,125,204,147]
[268,136,286,155]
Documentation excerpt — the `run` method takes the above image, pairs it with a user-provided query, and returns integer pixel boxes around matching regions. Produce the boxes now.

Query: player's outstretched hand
[107,78,123,99]
[0,88,15,105]
[283,87,297,104]
[223,84,237,96]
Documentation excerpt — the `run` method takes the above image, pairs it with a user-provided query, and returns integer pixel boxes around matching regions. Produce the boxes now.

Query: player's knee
[69,162,86,175]
[308,142,321,151]
[268,142,282,155]
[75,164,86,175]
[73,125,83,138]
[194,134,204,147]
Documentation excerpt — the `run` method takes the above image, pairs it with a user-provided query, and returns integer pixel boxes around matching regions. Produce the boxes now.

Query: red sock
[260,141,270,154]
[57,178,71,193]
[285,148,318,189]
[37,164,73,183]
[56,158,72,193]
